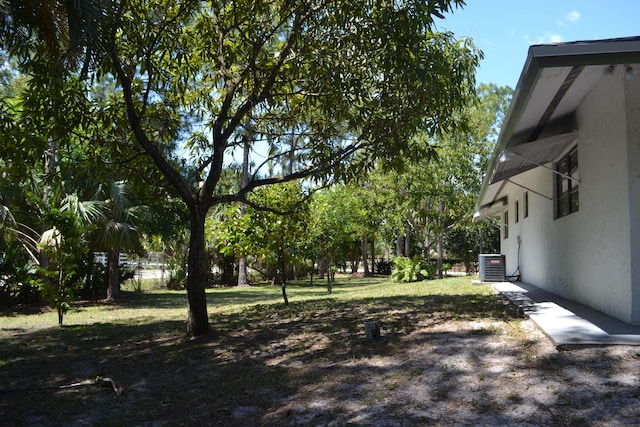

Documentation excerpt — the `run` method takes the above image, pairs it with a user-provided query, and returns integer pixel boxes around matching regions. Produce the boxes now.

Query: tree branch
[108,7,194,208]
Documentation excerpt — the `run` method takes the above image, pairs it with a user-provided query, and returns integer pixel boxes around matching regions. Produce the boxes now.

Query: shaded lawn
[1,276,639,426]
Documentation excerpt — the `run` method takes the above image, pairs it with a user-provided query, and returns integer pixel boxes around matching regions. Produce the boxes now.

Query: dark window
[515,200,519,223]
[524,192,529,218]
[556,147,579,218]
[503,211,509,239]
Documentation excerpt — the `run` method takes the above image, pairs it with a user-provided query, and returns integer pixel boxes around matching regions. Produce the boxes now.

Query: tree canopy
[1,0,483,336]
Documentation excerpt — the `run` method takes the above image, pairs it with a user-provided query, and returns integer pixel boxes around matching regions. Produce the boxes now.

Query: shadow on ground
[2,293,640,426]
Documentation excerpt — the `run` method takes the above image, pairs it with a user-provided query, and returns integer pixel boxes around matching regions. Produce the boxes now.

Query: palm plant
[0,196,40,305]
[0,0,114,70]
[0,181,40,272]
[60,181,149,300]
[1,201,40,264]
[93,181,149,300]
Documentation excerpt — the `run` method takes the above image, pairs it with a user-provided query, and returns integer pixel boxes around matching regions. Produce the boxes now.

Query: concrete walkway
[492,281,640,349]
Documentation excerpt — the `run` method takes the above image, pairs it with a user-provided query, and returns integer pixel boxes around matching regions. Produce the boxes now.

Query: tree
[236,128,251,287]
[3,0,481,336]
[0,0,112,75]
[441,84,511,268]
[91,181,149,301]
[388,84,511,275]
[36,209,90,325]
[445,224,498,273]
[110,0,480,336]
[308,185,363,292]
[212,181,310,302]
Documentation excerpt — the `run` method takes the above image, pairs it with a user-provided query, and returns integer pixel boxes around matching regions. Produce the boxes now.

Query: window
[503,211,509,239]
[524,192,529,219]
[515,200,519,223]
[555,146,579,218]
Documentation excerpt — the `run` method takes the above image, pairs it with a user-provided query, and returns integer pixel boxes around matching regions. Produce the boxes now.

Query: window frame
[503,210,509,239]
[555,146,579,219]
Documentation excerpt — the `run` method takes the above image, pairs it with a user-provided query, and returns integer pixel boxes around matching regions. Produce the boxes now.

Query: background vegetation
[0,0,509,334]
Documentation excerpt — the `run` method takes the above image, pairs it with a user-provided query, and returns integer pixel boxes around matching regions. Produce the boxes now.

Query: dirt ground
[2,294,640,426]
[249,318,640,426]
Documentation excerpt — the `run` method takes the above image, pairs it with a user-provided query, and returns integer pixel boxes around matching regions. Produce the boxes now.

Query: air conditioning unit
[479,254,506,282]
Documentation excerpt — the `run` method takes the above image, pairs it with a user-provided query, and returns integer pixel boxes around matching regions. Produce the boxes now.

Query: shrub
[0,246,39,306]
[167,264,186,290]
[442,263,452,275]
[390,256,432,283]
[375,259,393,275]
[36,209,89,325]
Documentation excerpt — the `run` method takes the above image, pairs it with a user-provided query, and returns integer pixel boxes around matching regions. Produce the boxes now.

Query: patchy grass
[2,275,640,426]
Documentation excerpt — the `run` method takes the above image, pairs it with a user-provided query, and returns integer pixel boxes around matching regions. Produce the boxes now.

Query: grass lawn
[2,275,639,426]
[0,274,499,333]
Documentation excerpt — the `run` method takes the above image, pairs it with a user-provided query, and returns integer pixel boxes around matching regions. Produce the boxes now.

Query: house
[474,37,640,325]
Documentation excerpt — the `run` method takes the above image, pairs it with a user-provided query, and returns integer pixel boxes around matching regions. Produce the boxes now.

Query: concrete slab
[492,281,640,349]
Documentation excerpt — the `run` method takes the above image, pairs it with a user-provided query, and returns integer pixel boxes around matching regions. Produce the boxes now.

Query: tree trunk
[186,209,210,337]
[371,238,375,275]
[437,231,444,279]
[106,248,120,300]
[326,255,334,294]
[423,234,431,259]
[396,232,403,257]
[361,236,369,276]
[279,252,288,305]
[423,200,432,259]
[221,254,235,285]
[39,136,57,305]
[57,266,64,325]
[42,136,56,209]
[437,200,444,279]
[404,224,410,257]
[237,257,248,287]
[237,134,250,287]
[281,282,289,305]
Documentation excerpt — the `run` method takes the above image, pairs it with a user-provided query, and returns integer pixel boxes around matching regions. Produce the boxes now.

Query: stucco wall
[500,69,638,323]
[499,167,554,287]
[571,70,631,321]
[625,72,640,324]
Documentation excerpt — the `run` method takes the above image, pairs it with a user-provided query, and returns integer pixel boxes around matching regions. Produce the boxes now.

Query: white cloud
[548,33,564,43]
[526,32,564,45]
[566,10,581,24]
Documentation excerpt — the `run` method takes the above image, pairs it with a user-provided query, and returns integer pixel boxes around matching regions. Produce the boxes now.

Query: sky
[437,1,640,89]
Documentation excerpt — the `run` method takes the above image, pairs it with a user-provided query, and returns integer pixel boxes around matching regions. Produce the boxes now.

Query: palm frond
[60,193,107,224]
[0,202,17,229]
[96,220,143,252]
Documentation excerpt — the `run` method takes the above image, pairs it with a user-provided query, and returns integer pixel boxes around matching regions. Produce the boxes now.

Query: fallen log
[0,376,125,396]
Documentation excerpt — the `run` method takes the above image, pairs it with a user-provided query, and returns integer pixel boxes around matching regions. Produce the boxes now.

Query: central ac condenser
[478,254,506,282]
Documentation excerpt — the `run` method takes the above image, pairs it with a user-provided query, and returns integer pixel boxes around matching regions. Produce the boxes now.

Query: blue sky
[437,1,640,89]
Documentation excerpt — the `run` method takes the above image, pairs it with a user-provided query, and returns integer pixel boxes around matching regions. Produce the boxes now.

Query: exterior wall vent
[479,254,506,282]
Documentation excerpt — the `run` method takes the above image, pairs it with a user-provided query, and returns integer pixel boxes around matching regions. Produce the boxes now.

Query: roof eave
[474,46,541,220]
[474,37,640,221]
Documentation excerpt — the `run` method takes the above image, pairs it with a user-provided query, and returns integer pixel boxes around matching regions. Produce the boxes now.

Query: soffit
[475,37,640,221]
